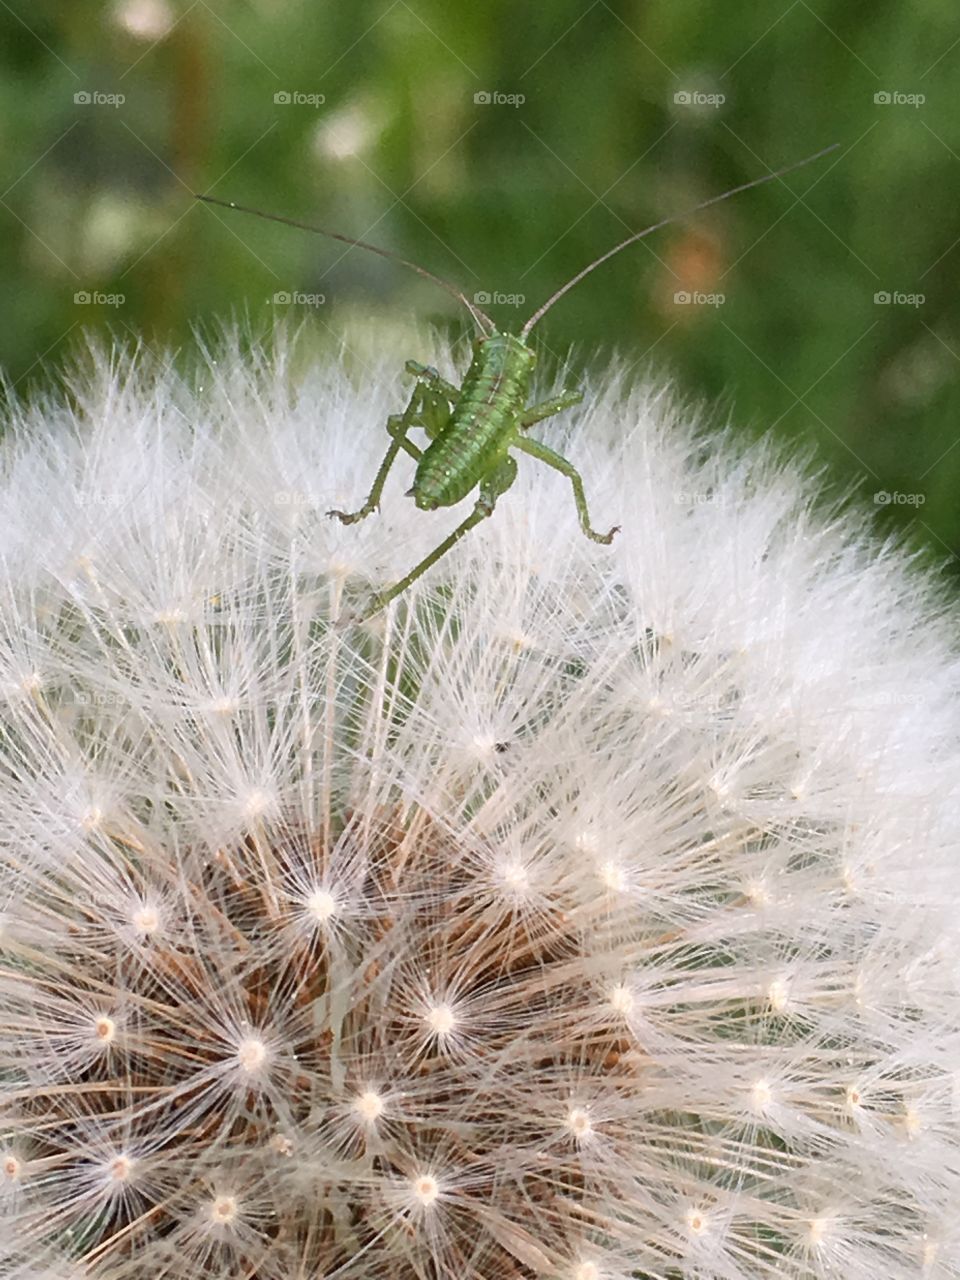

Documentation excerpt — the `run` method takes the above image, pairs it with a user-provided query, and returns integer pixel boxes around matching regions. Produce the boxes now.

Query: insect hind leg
[362,494,496,618]
[480,454,517,503]
[515,436,618,544]
[356,454,518,619]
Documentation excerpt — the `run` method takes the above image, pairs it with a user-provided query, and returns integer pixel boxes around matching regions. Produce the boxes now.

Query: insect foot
[592,523,621,545]
[331,589,383,628]
[326,505,375,525]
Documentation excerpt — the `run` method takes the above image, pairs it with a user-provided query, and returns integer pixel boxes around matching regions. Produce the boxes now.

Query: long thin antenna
[520,142,840,338]
[194,193,496,335]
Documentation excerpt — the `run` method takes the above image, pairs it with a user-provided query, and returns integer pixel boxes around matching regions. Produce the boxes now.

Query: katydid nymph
[196,143,837,619]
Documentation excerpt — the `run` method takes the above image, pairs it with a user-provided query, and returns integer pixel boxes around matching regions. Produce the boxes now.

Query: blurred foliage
[1,0,958,573]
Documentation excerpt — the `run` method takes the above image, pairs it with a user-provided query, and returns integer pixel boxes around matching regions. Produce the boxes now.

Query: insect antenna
[520,142,840,338]
[194,193,496,335]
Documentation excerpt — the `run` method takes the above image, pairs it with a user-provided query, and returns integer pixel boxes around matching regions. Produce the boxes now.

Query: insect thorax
[411,332,536,511]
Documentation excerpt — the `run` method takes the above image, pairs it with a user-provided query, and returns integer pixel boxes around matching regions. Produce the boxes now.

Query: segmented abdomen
[412,332,535,509]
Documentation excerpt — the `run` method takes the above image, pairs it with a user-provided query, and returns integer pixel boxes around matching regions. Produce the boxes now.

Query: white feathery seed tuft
[0,330,958,1279]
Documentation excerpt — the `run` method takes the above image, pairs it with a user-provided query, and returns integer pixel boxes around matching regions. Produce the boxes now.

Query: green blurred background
[1,0,958,573]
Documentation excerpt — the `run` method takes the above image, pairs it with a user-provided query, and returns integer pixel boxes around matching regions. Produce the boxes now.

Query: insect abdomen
[412,332,535,509]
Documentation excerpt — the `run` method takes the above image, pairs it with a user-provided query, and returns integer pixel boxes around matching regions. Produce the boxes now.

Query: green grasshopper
[197,143,836,619]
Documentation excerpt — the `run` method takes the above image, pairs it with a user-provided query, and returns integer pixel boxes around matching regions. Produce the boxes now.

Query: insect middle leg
[514,436,619,544]
[519,388,583,429]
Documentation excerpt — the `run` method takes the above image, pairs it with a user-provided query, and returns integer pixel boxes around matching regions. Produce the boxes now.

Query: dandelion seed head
[410,1173,439,1208]
[750,1077,773,1113]
[81,805,104,832]
[352,1089,385,1125]
[596,859,627,893]
[768,977,791,1011]
[495,856,530,896]
[93,1014,117,1044]
[498,625,532,652]
[807,1216,832,1247]
[685,1206,709,1236]
[105,1154,135,1184]
[270,1132,294,1157]
[130,901,162,935]
[304,886,338,923]
[564,1106,593,1143]
[234,1034,270,1075]
[241,787,275,820]
[424,1002,457,1039]
[207,696,239,716]
[1,333,958,1279]
[744,877,771,906]
[208,1193,238,1225]
[607,982,634,1017]
[470,731,498,762]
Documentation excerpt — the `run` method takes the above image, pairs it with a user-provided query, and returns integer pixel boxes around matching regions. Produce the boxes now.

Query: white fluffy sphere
[0,333,958,1279]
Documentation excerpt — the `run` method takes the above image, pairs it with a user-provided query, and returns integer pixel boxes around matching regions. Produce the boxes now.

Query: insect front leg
[515,436,619,544]
[327,381,434,525]
[404,360,460,408]
[519,388,583,429]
